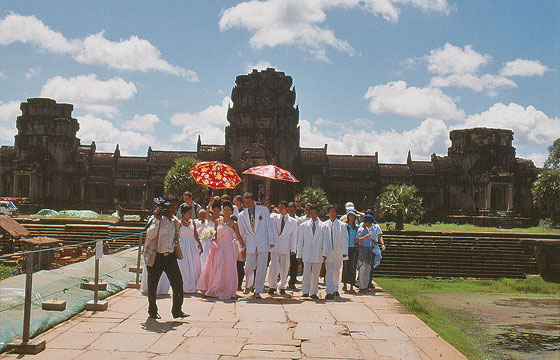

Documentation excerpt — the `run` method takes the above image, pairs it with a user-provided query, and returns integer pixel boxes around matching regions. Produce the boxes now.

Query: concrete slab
[0,278,467,360]
[174,336,246,356]
[301,337,362,359]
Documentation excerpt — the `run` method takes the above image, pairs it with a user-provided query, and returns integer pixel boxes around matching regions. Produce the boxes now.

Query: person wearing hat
[341,208,359,292]
[355,214,377,291]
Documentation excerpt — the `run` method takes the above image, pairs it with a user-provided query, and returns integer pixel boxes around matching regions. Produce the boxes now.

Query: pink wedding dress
[196,223,238,299]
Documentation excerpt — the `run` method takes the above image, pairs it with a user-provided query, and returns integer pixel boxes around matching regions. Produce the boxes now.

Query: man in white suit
[297,204,327,299]
[238,192,277,298]
[268,200,298,295]
[322,205,349,300]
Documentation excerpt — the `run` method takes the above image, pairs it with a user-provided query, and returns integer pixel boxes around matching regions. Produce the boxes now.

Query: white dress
[199,220,215,268]
[140,261,170,295]
[177,221,202,293]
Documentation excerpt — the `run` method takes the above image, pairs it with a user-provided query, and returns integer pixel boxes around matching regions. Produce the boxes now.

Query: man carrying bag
[144,198,188,319]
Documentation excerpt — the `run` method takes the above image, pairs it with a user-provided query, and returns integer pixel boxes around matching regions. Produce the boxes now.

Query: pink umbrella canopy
[242,165,299,182]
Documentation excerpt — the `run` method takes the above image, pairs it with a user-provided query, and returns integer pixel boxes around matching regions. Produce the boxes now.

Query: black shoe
[279,289,286,295]
[253,293,262,299]
[288,284,296,290]
[302,293,309,298]
[334,291,340,297]
[149,313,161,319]
[172,311,189,319]
[325,293,334,300]
[310,294,319,300]
[268,288,276,295]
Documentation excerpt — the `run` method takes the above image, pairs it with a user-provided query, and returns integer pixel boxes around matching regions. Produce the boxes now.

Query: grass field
[378,221,560,235]
[375,276,560,359]
[0,265,20,281]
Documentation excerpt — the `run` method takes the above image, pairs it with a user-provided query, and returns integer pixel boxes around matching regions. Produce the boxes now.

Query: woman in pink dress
[197,201,245,300]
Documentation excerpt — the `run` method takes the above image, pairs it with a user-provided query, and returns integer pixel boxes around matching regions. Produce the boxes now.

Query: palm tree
[164,157,208,202]
[296,186,330,215]
[379,184,424,230]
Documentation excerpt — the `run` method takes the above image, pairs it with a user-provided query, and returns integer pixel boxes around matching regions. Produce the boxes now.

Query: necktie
[312,221,316,235]
[331,221,334,248]
[250,209,255,230]
[280,215,285,234]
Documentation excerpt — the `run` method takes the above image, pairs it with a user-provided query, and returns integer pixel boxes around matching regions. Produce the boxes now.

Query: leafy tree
[379,184,424,230]
[544,138,560,170]
[296,186,330,215]
[531,170,560,225]
[164,157,208,202]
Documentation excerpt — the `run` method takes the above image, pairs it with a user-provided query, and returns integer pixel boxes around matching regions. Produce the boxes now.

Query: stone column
[485,183,492,209]
[507,184,514,211]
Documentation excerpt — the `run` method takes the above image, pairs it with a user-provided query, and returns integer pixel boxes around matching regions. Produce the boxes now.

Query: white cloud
[500,59,550,77]
[246,61,273,73]
[77,114,156,154]
[40,74,137,117]
[170,97,232,145]
[300,117,449,162]
[364,80,465,120]
[0,101,20,142]
[0,12,78,53]
[430,73,517,95]
[425,43,518,95]
[220,0,450,61]
[0,71,7,79]
[25,67,40,80]
[122,114,160,133]
[522,152,547,168]
[0,13,198,80]
[428,43,491,75]
[457,102,560,147]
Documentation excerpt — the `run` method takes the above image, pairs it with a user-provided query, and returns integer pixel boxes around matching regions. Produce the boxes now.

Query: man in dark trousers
[144,199,188,319]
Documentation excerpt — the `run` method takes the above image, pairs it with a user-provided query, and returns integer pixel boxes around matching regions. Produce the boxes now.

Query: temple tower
[13,98,82,203]
[225,68,301,199]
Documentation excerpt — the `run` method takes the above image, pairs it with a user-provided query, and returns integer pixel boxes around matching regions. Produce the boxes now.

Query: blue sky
[0,0,558,166]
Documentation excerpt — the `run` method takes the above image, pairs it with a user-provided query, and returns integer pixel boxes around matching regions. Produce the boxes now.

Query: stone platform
[0,284,466,359]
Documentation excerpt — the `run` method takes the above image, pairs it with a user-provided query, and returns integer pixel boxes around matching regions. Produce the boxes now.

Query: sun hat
[363,214,374,223]
[345,202,355,210]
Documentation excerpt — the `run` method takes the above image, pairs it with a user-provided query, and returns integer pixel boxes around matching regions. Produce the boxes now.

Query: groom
[238,192,277,298]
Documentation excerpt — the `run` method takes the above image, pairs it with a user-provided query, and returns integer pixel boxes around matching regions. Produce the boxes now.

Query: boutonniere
[258,215,263,221]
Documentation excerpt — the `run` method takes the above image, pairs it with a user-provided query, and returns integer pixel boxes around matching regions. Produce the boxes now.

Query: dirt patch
[424,293,560,359]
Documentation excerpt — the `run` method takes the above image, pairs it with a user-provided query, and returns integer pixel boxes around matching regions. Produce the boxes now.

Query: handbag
[174,219,183,260]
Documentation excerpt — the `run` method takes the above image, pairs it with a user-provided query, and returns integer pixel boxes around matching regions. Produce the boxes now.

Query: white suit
[323,219,349,294]
[297,218,327,295]
[238,205,278,293]
[268,213,297,290]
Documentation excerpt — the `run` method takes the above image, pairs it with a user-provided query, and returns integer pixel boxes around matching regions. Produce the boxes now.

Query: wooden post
[85,245,108,311]
[128,232,143,289]
[22,252,33,343]
[6,249,46,354]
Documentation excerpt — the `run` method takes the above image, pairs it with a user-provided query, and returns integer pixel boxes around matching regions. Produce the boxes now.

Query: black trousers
[288,253,298,287]
[237,260,245,289]
[342,247,358,285]
[147,252,183,316]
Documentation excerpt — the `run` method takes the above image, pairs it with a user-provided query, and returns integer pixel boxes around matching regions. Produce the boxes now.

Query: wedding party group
[141,191,385,320]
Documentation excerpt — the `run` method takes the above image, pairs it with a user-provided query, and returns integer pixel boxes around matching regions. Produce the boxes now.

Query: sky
[0,0,558,166]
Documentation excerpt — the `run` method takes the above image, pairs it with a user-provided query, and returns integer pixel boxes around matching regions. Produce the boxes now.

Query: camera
[153,197,172,217]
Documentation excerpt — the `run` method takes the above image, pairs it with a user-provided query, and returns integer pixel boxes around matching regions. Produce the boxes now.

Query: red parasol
[189,161,242,189]
[242,165,299,183]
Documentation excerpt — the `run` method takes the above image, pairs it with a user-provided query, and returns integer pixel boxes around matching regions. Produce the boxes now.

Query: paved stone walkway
[2,283,466,359]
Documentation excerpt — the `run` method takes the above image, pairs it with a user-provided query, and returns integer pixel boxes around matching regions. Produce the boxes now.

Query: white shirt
[150,216,178,253]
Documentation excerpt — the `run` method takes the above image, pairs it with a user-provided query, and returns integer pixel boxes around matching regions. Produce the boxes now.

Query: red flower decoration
[258,216,263,220]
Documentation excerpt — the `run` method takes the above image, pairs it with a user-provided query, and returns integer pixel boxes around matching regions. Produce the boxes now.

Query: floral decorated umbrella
[189,161,242,189]
[242,165,299,183]
[242,165,299,200]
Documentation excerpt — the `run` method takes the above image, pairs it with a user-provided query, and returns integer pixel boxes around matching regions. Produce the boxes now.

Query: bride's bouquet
[199,226,216,244]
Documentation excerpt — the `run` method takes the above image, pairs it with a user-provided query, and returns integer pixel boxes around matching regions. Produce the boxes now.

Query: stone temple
[0,68,539,224]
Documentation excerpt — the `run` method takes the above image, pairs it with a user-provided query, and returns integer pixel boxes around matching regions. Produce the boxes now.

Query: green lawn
[378,221,560,235]
[0,265,20,281]
[375,276,560,359]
